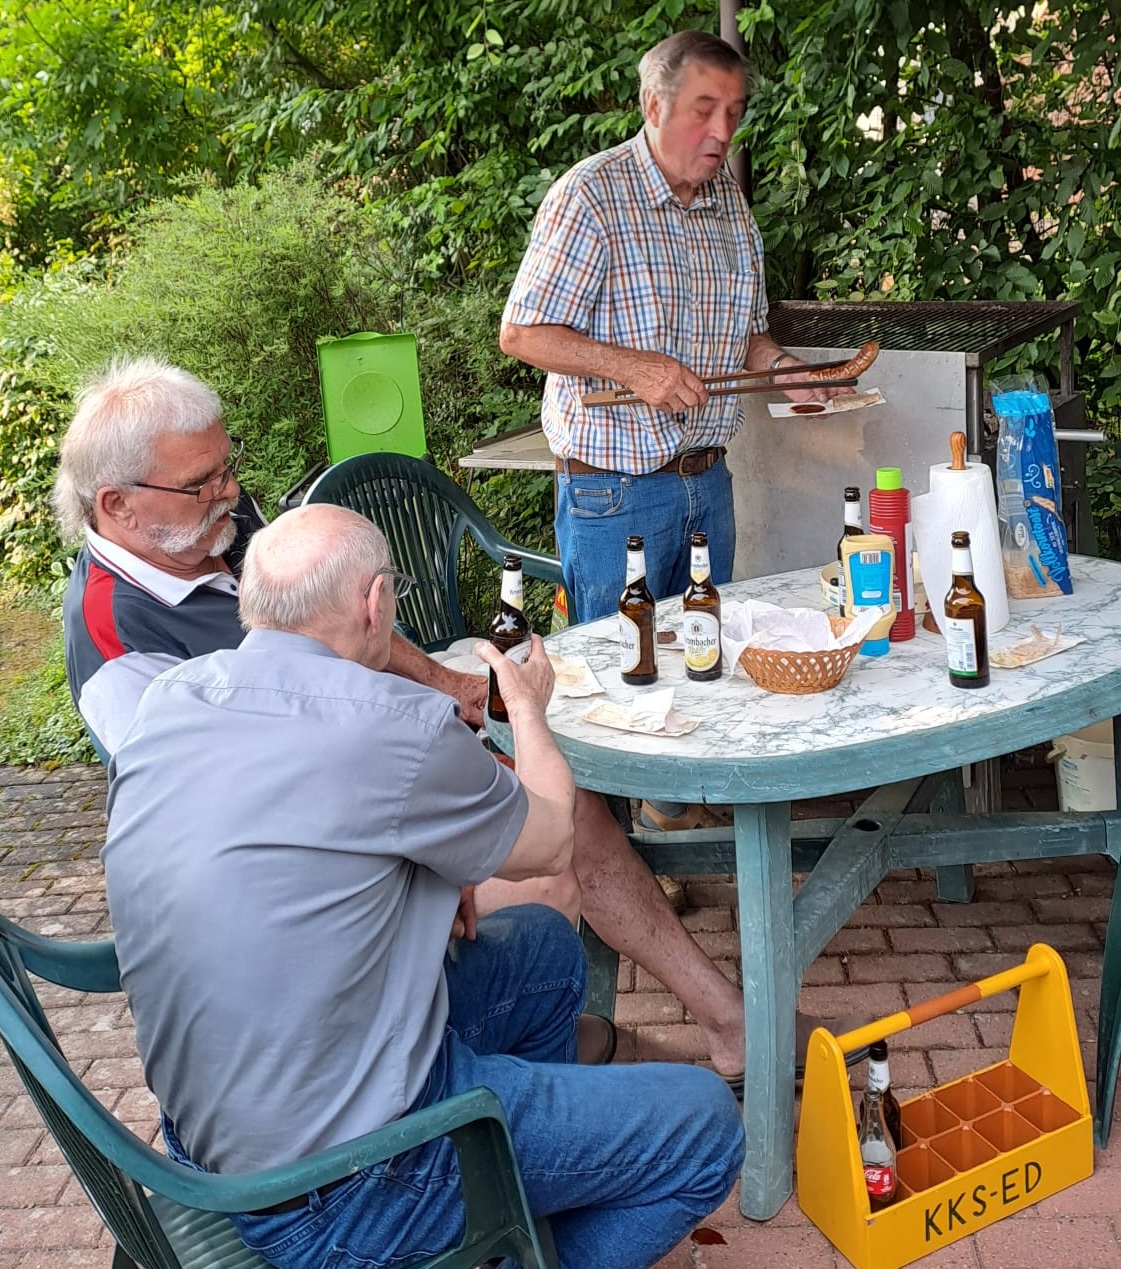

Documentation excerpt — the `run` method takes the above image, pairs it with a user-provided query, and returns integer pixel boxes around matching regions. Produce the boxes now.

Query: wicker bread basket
[738,614,862,695]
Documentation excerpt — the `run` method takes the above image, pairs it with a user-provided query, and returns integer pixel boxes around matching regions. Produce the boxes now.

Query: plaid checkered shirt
[503,130,769,474]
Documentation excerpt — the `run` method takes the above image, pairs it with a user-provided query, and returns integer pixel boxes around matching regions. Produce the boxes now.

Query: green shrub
[0,162,554,593]
[1,160,424,519]
[0,341,70,591]
[0,626,95,766]
[0,163,558,749]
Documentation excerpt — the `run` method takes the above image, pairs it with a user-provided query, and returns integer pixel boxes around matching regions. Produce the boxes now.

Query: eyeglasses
[129,438,245,503]
[363,568,416,601]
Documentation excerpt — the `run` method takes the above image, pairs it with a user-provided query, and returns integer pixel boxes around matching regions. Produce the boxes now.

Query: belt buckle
[678,450,707,477]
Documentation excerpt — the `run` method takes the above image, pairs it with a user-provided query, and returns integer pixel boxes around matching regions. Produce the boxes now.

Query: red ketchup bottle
[868,466,915,641]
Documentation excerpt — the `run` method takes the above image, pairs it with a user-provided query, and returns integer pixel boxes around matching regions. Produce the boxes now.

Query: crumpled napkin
[429,636,488,678]
[990,625,1086,669]
[583,688,698,737]
[721,601,887,677]
[547,653,605,697]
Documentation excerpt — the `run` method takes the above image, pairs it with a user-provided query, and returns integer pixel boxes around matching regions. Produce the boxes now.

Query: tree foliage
[0,162,551,585]
[0,0,256,259]
[738,1,1120,405]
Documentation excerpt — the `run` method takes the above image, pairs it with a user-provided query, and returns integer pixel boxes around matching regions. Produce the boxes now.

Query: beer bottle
[487,554,532,723]
[836,487,863,617]
[857,1040,903,1151]
[944,530,990,689]
[619,535,658,686]
[858,1083,898,1211]
[683,532,723,682]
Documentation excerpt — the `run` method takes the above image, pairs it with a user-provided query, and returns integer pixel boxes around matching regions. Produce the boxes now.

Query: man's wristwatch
[769,352,797,371]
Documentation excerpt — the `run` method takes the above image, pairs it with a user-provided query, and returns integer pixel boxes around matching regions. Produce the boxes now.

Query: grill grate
[768,300,1080,359]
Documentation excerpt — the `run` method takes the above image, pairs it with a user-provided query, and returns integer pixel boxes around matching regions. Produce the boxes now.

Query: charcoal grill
[768,300,1084,456]
[727,300,1095,579]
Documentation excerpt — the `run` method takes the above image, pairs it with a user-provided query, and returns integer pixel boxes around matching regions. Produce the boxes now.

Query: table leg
[928,768,975,902]
[734,799,796,1220]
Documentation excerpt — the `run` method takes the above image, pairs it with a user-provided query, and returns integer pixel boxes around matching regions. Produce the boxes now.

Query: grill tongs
[580,340,880,407]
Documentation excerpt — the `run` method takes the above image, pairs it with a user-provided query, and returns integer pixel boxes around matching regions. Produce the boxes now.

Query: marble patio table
[486,554,1121,1220]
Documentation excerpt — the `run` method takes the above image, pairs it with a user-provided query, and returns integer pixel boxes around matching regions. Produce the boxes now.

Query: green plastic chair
[304,452,567,649]
[0,915,557,1269]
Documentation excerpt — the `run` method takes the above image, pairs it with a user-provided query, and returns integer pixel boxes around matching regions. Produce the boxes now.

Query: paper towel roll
[912,461,1010,635]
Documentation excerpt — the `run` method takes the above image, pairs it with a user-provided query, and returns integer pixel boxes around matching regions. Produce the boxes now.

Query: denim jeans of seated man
[554,458,735,628]
[165,905,744,1269]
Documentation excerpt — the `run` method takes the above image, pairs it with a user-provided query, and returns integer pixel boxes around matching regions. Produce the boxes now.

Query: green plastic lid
[875,466,903,491]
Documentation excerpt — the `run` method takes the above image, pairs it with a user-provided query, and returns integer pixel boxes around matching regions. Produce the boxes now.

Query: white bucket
[1048,721,1116,812]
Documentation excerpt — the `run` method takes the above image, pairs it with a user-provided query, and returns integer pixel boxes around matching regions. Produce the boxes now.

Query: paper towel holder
[949,431,967,471]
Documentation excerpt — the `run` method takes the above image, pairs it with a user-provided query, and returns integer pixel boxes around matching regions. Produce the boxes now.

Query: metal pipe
[1055,431,1107,444]
[720,0,750,198]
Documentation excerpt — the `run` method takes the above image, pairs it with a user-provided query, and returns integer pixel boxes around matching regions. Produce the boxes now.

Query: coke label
[864,1164,895,1198]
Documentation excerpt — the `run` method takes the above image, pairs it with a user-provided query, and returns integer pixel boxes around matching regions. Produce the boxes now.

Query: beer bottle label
[505,639,532,664]
[689,545,710,584]
[945,617,980,675]
[867,1059,891,1094]
[492,611,525,636]
[619,613,641,673]
[501,571,524,611]
[625,556,647,587]
[683,612,721,673]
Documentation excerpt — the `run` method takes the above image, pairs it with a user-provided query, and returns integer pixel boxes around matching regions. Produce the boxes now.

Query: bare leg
[479,789,743,1073]
[570,789,746,1076]
[477,788,865,1077]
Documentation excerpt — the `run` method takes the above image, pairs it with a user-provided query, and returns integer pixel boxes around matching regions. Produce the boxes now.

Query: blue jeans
[169,906,743,1269]
[555,458,735,623]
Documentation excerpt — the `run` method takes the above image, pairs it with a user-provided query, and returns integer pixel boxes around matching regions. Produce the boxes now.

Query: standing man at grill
[500,29,838,625]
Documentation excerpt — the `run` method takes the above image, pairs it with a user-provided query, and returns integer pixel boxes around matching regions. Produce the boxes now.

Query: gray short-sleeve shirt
[102,628,526,1173]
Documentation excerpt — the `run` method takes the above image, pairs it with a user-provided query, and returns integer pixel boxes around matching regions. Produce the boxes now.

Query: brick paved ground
[1,755,1120,1269]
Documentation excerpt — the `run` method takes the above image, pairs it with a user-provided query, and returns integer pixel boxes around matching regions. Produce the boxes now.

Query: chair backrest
[0,919,190,1269]
[0,916,558,1269]
[304,452,563,650]
[317,332,428,463]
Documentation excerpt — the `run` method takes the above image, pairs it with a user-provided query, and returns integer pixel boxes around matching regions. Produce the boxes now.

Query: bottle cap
[861,636,890,658]
[870,1040,888,1061]
[875,467,903,491]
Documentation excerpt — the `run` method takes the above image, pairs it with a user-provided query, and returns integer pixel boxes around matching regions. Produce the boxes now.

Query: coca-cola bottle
[859,1083,898,1210]
[858,1040,902,1150]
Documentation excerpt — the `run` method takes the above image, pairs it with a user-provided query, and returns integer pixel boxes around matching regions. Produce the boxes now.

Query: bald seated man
[101,504,746,1269]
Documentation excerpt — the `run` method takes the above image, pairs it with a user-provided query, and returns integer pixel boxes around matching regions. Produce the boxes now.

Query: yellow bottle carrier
[797,944,1092,1269]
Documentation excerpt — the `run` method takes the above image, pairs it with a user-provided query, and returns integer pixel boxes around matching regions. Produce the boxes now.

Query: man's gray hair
[638,30,749,117]
[51,357,223,541]
[238,507,392,633]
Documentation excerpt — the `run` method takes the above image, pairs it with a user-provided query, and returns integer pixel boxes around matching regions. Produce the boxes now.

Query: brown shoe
[639,800,733,831]
[577,1013,618,1065]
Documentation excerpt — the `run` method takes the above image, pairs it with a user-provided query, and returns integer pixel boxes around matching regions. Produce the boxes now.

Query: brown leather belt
[249,1172,352,1216]
[556,446,725,479]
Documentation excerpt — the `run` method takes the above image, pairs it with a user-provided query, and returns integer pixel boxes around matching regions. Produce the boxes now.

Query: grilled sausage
[803,339,880,382]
